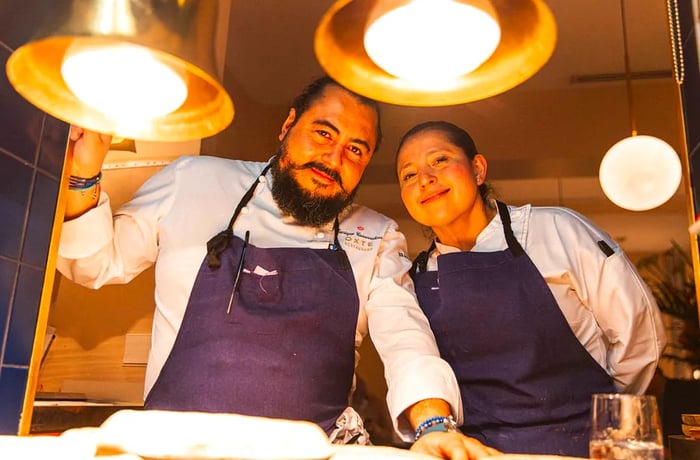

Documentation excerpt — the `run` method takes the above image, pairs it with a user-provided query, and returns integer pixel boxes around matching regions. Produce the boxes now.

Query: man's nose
[322,143,343,168]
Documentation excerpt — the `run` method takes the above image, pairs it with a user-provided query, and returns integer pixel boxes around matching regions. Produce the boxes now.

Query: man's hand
[65,125,112,220]
[68,125,112,178]
[410,431,501,460]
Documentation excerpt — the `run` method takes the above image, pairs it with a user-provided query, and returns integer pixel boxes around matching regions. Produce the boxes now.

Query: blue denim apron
[145,164,359,434]
[411,201,616,457]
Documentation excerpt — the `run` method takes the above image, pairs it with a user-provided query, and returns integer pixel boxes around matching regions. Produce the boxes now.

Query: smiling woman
[394,120,666,457]
[396,122,492,250]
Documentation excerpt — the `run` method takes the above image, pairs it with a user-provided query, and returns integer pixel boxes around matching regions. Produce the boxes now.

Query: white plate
[95,409,333,460]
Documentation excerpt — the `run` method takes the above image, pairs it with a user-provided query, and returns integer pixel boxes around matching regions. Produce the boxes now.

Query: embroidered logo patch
[339,230,381,252]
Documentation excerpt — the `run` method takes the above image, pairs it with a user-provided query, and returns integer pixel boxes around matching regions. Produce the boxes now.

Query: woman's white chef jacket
[427,203,666,394]
[56,156,461,440]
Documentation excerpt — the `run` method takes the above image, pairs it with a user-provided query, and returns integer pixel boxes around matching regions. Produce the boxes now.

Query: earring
[475,175,481,185]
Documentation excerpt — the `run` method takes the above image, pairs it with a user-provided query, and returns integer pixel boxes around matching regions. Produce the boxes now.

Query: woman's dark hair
[396,120,491,203]
[288,76,383,152]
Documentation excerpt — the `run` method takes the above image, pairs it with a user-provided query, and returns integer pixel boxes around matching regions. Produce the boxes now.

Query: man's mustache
[296,161,344,189]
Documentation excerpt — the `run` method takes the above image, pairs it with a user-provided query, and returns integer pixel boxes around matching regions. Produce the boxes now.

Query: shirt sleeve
[364,222,462,441]
[551,210,666,394]
[57,157,182,288]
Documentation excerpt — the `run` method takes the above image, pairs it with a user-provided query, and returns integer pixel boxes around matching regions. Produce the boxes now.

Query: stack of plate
[682,413,700,439]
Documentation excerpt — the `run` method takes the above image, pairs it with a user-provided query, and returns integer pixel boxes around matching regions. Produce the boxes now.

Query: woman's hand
[410,431,501,460]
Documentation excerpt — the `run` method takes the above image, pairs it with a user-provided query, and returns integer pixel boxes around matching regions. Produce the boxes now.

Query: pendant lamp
[598,0,681,212]
[5,0,233,142]
[314,0,557,106]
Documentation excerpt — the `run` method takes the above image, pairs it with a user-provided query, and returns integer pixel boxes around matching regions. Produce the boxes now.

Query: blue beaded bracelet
[68,172,102,190]
[414,415,459,441]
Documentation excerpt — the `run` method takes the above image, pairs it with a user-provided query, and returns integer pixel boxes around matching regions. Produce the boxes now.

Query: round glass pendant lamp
[598,0,682,211]
[5,0,233,142]
[599,135,681,212]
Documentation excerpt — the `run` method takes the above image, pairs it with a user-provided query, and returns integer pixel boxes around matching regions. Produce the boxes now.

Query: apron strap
[496,201,525,257]
[206,163,272,269]
[329,216,350,270]
[411,240,436,276]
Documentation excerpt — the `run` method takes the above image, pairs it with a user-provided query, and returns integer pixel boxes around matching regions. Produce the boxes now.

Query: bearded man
[58,76,498,459]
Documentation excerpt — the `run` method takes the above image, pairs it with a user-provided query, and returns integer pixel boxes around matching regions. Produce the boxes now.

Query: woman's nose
[418,170,436,187]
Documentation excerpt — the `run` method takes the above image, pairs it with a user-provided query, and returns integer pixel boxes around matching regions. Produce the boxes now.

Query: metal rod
[620,0,637,136]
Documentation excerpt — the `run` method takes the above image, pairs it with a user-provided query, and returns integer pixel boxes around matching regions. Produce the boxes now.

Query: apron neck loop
[412,201,522,275]
[207,163,272,269]
[496,201,525,257]
[411,240,437,276]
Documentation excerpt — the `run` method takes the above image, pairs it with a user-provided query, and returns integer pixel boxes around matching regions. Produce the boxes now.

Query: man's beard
[271,144,357,227]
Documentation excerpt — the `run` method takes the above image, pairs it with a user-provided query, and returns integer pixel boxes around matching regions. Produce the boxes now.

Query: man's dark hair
[288,76,383,152]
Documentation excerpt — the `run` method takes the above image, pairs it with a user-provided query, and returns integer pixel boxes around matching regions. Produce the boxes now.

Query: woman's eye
[433,156,447,165]
[402,172,416,182]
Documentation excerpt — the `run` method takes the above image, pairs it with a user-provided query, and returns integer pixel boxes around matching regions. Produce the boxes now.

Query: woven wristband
[414,415,459,441]
[69,172,102,190]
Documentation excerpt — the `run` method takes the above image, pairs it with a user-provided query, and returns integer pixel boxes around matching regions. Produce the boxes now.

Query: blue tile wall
[0,367,29,434]
[0,8,69,433]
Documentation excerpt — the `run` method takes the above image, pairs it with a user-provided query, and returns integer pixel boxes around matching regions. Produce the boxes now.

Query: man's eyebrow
[313,119,340,135]
[313,119,372,152]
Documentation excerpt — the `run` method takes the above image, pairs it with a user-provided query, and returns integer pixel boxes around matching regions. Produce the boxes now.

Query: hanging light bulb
[598,0,681,211]
[314,0,557,106]
[5,0,233,142]
[61,40,188,122]
[363,0,501,89]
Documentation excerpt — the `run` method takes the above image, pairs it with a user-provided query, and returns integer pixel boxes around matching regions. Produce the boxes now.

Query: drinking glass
[589,393,664,460]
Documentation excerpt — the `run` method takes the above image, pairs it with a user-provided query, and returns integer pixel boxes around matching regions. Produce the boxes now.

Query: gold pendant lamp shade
[5,0,233,142]
[314,0,557,106]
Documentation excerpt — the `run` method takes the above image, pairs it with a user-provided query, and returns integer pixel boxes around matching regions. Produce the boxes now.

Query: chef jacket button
[258,175,266,183]
[316,232,325,239]
[241,206,249,215]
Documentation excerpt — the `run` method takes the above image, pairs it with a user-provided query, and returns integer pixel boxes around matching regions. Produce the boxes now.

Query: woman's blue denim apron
[411,201,616,457]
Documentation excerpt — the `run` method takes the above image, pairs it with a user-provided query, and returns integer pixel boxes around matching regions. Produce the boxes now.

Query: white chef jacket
[57,155,461,440]
[425,203,666,394]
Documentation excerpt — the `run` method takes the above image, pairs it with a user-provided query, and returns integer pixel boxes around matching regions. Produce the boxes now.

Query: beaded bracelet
[414,415,459,441]
[68,172,102,190]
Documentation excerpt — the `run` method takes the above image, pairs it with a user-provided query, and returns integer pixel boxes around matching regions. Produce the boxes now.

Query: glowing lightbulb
[61,40,188,122]
[363,0,501,88]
